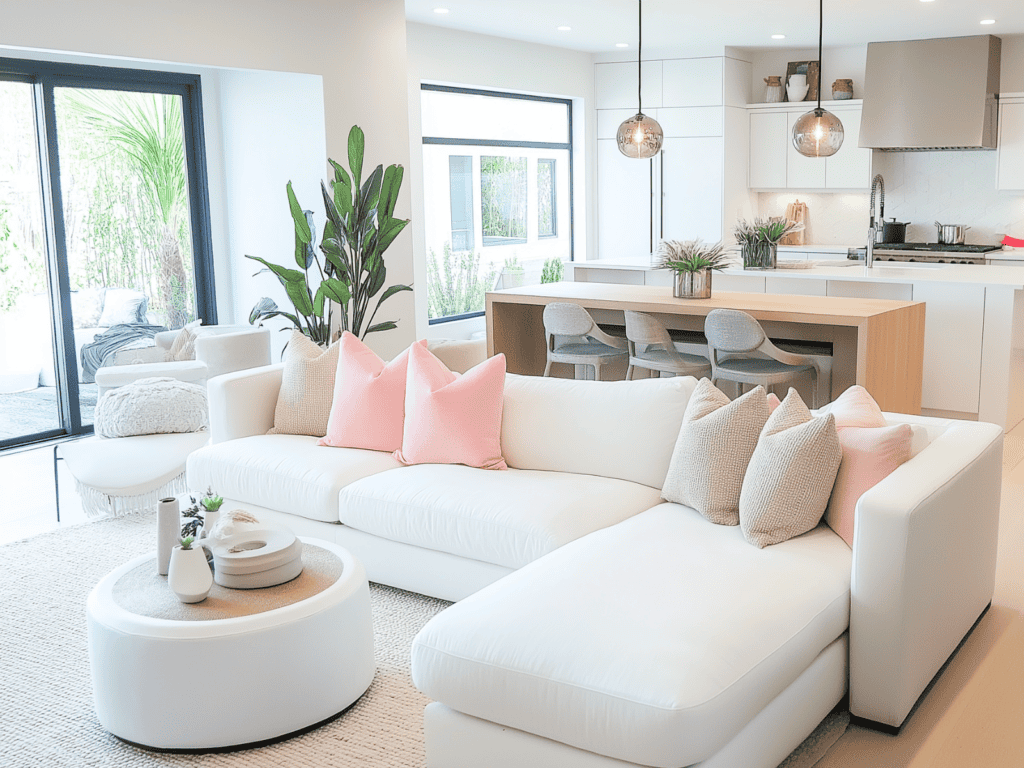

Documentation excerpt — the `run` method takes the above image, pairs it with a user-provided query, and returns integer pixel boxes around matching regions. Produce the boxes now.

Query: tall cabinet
[595,56,753,261]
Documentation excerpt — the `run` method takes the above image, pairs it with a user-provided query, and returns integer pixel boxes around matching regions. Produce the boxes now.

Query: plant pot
[742,242,777,270]
[168,545,213,603]
[503,268,526,289]
[673,270,713,299]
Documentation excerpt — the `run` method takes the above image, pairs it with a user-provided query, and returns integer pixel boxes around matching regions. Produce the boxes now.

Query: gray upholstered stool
[624,310,712,380]
[704,308,822,406]
[542,302,627,381]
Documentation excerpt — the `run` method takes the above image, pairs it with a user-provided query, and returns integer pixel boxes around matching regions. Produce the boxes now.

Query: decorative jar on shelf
[786,74,809,102]
[673,269,713,300]
[763,76,784,103]
[832,79,854,100]
[742,242,778,271]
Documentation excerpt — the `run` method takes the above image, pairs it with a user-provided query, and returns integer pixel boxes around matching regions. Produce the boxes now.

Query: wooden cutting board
[780,200,807,246]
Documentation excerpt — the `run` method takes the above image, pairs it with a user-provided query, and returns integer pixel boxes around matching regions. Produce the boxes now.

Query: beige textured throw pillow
[269,330,341,437]
[739,388,842,549]
[662,379,770,526]
[166,319,203,362]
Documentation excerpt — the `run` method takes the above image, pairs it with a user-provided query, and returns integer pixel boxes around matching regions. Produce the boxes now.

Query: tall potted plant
[247,125,412,344]
[733,217,803,271]
[655,240,731,299]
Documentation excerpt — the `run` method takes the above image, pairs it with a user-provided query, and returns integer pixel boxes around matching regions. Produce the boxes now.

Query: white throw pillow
[94,377,208,438]
[739,388,842,548]
[98,288,148,327]
[661,379,770,526]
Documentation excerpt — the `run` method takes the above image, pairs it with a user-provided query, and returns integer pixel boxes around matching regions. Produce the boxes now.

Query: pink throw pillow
[766,392,782,413]
[825,424,913,546]
[395,343,508,470]
[318,333,427,453]
[823,385,912,546]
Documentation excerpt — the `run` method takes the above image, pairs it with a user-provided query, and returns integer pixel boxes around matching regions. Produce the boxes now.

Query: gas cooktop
[874,242,1003,254]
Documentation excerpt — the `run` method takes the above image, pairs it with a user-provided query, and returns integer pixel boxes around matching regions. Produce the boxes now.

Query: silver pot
[673,269,712,299]
[935,221,971,245]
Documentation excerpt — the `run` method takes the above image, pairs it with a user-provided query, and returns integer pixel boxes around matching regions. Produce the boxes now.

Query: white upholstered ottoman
[87,538,375,751]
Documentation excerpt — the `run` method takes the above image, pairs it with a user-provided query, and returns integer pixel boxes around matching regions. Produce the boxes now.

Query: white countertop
[718,263,1024,288]
[776,244,857,254]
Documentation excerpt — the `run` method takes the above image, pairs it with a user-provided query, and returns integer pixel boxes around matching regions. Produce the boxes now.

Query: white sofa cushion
[500,374,696,489]
[411,503,852,768]
[186,435,402,523]
[338,464,663,569]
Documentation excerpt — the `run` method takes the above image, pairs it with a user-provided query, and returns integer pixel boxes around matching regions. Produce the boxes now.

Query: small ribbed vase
[673,270,712,299]
[742,242,777,270]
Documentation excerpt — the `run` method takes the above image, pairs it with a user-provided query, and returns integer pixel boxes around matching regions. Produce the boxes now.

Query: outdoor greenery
[427,242,496,319]
[538,159,555,237]
[481,156,527,241]
[656,240,732,273]
[540,257,564,283]
[248,126,411,344]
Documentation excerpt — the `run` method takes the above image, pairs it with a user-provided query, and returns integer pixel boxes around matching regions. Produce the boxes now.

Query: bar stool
[623,311,712,380]
[704,308,821,407]
[542,303,628,381]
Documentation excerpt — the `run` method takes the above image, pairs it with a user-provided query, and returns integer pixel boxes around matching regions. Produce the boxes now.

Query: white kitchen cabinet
[658,107,723,137]
[662,58,723,108]
[786,110,827,189]
[748,111,787,189]
[661,137,724,244]
[825,107,871,189]
[996,99,1024,192]
[597,139,655,259]
[595,61,663,110]
[914,283,985,414]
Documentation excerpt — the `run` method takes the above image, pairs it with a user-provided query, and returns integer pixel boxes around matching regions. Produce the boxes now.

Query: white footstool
[87,538,375,751]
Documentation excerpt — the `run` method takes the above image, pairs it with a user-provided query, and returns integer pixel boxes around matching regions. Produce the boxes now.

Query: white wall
[406,22,596,340]
[1,0,414,360]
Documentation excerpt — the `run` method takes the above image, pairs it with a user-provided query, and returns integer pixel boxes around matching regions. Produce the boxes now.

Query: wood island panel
[486,283,925,413]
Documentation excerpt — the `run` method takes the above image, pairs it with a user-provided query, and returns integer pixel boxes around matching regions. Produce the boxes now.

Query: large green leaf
[295,210,315,269]
[285,279,314,317]
[246,254,305,286]
[329,158,352,191]
[318,277,351,306]
[370,217,410,259]
[378,164,405,221]
[287,182,311,244]
[332,173,353,219]
[366,262,386,297]
[321,181,343,233]
[364,321,397,335]
[377,283,413,306]
[348,126,365,190]
[358,165,384,223]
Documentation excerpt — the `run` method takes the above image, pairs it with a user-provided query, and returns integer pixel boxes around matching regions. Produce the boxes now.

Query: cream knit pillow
[269,330,341,437]
[662,379,770,526]
[739,388,842,548]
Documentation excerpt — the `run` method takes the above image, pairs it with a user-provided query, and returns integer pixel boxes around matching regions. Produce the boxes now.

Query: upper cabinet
[997,98,1024,192]
[662,58,723,107]
[747,102,871,191]
[595,61,663,110]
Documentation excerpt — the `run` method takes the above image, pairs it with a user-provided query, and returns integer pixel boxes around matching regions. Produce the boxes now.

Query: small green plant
[540,257,564,283]
[732,216,804,247]
[426,242,496,319]
[503,254,523,272]
[179,536,195,550]
[180,496,203,539]
[201,487,224,512]
[656,240,732,273]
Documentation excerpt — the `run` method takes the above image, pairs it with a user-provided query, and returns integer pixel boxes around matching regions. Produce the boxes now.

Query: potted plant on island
[655,239,731,299]
[247,125,412,345]
[733,217,804,271]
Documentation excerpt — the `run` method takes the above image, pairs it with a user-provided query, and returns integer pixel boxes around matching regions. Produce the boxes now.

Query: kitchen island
[573,259,1024,429]
[487,283,925,414]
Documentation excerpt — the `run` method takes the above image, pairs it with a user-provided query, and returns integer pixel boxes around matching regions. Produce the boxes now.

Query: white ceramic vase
[157,497,179,576]
[787,74,809,102]
[168,545,213,603]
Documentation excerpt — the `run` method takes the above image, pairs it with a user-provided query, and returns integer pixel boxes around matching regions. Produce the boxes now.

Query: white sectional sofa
[186,362,1002,768]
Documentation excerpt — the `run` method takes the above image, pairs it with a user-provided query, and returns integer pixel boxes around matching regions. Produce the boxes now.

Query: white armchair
[94,326,272,396]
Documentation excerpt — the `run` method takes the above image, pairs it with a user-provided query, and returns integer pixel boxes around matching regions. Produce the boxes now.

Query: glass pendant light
[617,0,663,159]
[792,0,844,157]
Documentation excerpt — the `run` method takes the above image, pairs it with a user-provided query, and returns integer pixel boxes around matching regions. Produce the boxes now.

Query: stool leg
[53,445,60,523]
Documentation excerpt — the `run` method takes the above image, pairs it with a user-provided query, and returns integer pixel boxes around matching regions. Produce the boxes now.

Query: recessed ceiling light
[980,18,996,24]
[433,7,449,14]
[557,25,571,31]
[919,0,935,3]
[616,43,629,48]
[771,34,786,39]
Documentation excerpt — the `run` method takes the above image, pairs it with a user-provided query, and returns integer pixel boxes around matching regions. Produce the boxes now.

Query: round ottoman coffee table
[86,538,375,751]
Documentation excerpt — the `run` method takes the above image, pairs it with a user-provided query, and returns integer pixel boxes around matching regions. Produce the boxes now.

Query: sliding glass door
[0,59,215,450]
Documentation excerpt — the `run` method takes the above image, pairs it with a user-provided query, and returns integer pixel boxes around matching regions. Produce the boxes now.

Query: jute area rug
[0,512,847,768]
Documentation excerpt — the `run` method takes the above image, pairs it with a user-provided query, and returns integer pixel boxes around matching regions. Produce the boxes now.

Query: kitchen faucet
[866,174,885,268]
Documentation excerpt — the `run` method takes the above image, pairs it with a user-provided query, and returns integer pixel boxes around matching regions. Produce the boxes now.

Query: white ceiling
[405,0,1024,54]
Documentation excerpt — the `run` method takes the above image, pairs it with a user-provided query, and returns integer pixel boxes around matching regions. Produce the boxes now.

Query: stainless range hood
[860,35,1001,151]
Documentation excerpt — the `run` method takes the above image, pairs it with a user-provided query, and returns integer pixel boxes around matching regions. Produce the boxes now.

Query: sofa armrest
[849,421,1003,728]
[207,363,283,444]
[154,330,179,350]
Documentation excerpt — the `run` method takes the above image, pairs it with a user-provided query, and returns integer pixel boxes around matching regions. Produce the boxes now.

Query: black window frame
[421,83,573,325]
[0,57,216,450]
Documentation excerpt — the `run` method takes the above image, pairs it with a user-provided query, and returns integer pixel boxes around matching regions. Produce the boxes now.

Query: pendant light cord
[816,0,823,110]
[637,0,643,114]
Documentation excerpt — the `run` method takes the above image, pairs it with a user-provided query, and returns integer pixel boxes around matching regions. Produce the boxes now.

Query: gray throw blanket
[80,323,168,383]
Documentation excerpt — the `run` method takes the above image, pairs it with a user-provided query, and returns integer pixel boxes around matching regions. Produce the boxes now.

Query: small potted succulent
[733,217,804,270]
[181,487,225,541]
[655,239,732,299]
[167,536,213,604]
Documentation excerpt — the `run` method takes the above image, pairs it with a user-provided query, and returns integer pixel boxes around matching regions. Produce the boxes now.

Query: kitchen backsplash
[758,151,1024,247]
